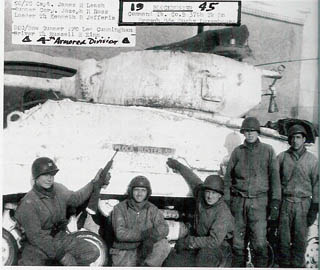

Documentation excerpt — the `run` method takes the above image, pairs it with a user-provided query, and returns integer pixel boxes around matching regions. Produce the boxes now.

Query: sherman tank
[2,50,318,267]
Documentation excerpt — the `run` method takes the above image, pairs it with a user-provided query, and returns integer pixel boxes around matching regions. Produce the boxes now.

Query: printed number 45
[199,2,218,11]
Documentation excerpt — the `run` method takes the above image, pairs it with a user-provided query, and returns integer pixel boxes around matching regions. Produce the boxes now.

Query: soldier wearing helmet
[111,176,171,267]
[224,117,281,267]
[164,158,234,267]
[15,157,111,266]
[277,124,319,267]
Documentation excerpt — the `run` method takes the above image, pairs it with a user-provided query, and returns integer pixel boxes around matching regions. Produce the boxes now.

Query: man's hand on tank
[167,158,182,170]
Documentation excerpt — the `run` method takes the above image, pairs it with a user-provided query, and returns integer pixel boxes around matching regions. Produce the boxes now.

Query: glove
[60,252,77,266]
[166,158,182,170]
[268,219,278,232]
[174,236,193,253]
[184,236,195,249]
[88,169,111,214]
[140,228,159,260]
[101,172,111,187]
[141,228,159,241]
[140,237,155,260]
[92,168,111,190]
[56,219,69,231]
[141,228,153,240]
[307,203,319,227]
[269,199,280,221]
[175,238,187,253]
[86,188,101,215]
[50,219,69,237]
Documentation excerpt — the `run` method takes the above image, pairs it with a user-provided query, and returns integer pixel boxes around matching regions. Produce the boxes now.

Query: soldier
[15,157,110,266]
[277,124,319,268]
[164,158,234,267]
[224,117,281,267]
[111,176,171,267]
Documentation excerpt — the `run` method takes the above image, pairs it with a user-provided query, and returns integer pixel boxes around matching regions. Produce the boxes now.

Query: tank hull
[4,99,290,197]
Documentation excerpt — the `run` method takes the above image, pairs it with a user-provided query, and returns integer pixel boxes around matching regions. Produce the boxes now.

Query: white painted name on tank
[113,144,175,155]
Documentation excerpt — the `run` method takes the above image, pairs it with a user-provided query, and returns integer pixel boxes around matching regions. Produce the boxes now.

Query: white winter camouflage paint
[3,99,291,197]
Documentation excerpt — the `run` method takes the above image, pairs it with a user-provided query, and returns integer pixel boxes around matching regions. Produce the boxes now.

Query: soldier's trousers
[231,195,268,267]
[278,198,310,268]
[163,243,232,267]
[111,239,171,266]
[18,232,100,266]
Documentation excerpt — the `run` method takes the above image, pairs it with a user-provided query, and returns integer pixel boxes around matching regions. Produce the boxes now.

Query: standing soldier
[164,158,234,267]
[224,117,281,267]
[15,157,111,266]
[277,124,319,268]
[111,176,171,267]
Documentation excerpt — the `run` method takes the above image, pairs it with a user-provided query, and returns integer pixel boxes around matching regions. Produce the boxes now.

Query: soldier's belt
[283,195,311,203]
[231,190,267,198]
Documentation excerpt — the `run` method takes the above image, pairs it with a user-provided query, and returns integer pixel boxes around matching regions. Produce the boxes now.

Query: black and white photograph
[2,0,319,268]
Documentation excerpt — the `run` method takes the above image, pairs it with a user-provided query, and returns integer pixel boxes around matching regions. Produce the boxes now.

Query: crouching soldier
[15,157,111,266]
[164,158,234,267]
[111,176,171,266]
[278,124,319,268]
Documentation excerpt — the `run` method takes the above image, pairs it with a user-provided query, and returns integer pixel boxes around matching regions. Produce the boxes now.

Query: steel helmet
[288,124,307,137]
[128,176,152,197]
[202,175,224,195]
[240,117,261,134]
[32,157,59,179]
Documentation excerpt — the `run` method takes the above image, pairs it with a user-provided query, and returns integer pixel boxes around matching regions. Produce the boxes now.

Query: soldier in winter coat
[224,117,281,267]
[164,158,234,267]
[277,124,319,267]
[111,176,171,266]
[15,157,110,266]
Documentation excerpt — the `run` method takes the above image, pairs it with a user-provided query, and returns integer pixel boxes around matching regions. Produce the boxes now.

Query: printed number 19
[199,2,218,11]
[131,3,144,11]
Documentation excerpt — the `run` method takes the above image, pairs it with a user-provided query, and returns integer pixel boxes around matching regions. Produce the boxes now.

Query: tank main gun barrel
[5,74,64,92]
[5,74,77,98]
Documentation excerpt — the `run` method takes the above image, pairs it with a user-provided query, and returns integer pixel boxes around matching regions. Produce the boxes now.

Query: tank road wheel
[305,237,319,268]
[2,229,18,265]
[71,231,107,266]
